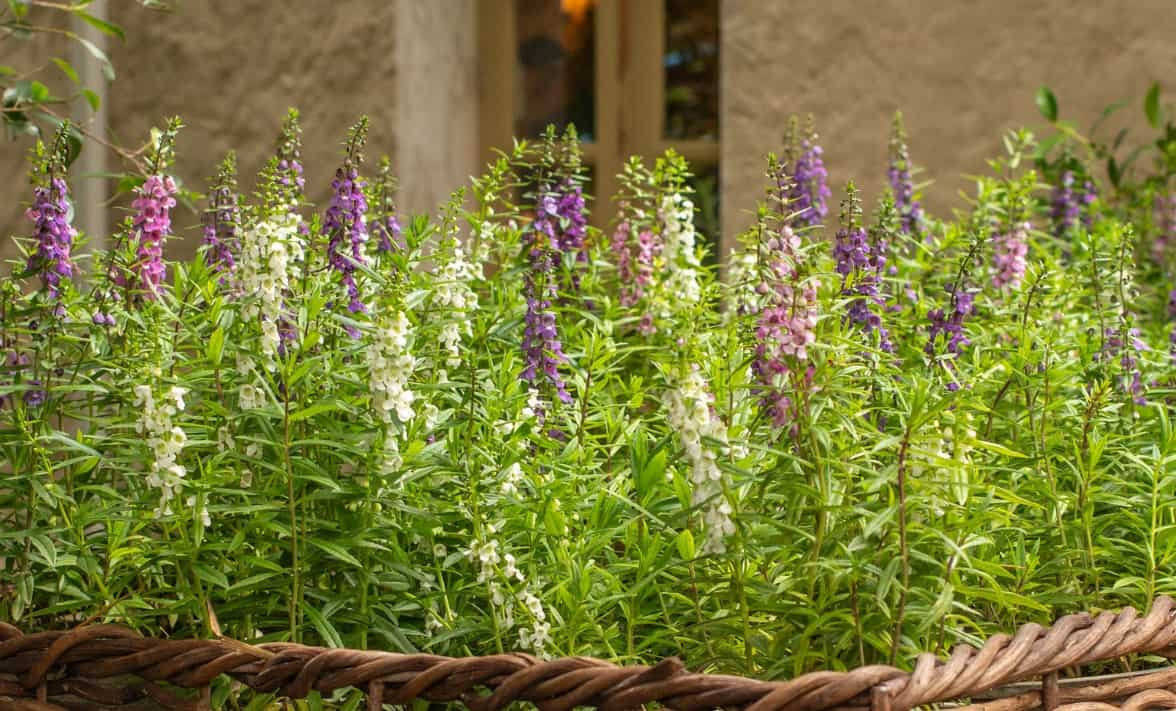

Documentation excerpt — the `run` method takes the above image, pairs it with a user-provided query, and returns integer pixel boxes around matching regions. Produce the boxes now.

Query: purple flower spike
[926,284,974,390]
[1153,193,1176,264]
[203,153,240,277]
[835,185,892,352]
[992,221,1030,289]
[26,176,77,302]
[324,165,370,316]
[1050,170,1094,238]
[789,137,830,229]
[323,119,371,328]
[373,214,402,253]
[1101,327,1148,405]
[887,113,924,239]
[126,175,178,300]
[521,183,573,422]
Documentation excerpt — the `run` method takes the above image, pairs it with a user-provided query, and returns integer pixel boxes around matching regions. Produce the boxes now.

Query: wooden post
[593,0,621,224]
[621,0,665,164]
[477,0,517,167]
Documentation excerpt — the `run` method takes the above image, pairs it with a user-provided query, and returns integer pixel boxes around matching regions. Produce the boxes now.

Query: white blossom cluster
[658,192,702,309]
[433,230,478,368]
[367,310,417,474]
[664,365,735,554]
[462,474,553,655]
[235,356,267,411]
[367,311,416,424]
[724,248,765,319]
[911,414,977,518]
[237,211,304,363]
[133,383,191,521]
[471,218,495,273]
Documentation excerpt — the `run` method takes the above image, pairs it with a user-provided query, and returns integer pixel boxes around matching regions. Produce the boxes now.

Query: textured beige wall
[110,0,401,257]
[1,1,478,261]
[5,1,1173,264]
[393,0,479,216]
[720,0,1176,248]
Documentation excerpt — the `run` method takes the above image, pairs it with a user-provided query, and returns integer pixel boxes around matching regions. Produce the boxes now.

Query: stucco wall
[720,0,1176,248]
[4,1,1172,265]
[0,0,478,261]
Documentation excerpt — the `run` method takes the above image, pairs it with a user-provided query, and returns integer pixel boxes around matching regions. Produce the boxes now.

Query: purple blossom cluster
[25,176,76,307]
[554,180,589,260]
[203,157,239,276]
[751,277,818,431]
[276,110,308,234]
[834,208,893,352]
[1101,327,1148,405]
[373,213,402,253]
[750,159,820,435]
[788,137,831,229]
[926,289,974,390]
[887,117,924,238]
[1050,171,1096,238]
[323,164,370,319]
[521,188,573,422]
[371,156,403,254]
[1153,193,1176,264]
[125,175,178,300]
[992,221,1030,289]
[0,349,44,409]
[612,219,659,311]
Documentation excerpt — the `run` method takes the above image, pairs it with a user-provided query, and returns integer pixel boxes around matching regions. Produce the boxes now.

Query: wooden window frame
[477,0,719,227]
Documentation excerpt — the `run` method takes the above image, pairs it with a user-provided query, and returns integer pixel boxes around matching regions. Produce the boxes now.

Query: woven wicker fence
[4,596,1176,711]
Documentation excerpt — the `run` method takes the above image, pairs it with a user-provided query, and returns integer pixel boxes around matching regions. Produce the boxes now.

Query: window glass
[515,0,597,141]
[664,0,719,141]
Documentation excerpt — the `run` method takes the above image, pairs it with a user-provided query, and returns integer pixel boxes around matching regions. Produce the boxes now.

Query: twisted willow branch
[3,596,1176,711]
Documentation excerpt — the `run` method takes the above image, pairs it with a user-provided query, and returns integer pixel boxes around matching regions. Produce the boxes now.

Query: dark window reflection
[516,0,596,140]
[665,0,719,141]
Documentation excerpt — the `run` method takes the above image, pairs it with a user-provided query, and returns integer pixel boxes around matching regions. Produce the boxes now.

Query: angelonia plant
[6,90,1176,709]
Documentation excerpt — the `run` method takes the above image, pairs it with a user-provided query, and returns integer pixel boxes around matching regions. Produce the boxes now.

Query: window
[477,0,720,244]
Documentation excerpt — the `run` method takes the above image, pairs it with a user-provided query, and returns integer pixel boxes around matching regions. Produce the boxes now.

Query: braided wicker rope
[2,596,1176,711]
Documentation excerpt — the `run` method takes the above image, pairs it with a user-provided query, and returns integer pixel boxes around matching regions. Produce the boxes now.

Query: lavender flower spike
[788,116,831,229]
[130,174,179,299]
[887,111,924,239]
[991,221,1030,289]
[203,151,240,276]
[1053,170,1077,237]
[520,184,572,413]
[370,156,403,254]
[25,128,78,309]
[834,183,893,352]
[323,117,371,325]
[26,176,76,303]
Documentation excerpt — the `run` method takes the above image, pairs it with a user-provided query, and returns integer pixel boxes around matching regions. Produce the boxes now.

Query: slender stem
[282,387,299,642]
[890,419,914,665]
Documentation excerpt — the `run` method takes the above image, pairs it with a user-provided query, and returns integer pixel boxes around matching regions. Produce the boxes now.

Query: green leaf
[1036,86,1058,122]
[1145,82,1162,129]
[674,529,695,559]
[50,57,79,84]
[307,538,363,568]
[27,534,57,569]
[74,10,126,41]
[75,36,115,81]
[81,88,100,112]
[207,326,225,366]
[290,399,343,422]
[193,563,230,590]
[1107,156,1121,188]
[304,603,344,648]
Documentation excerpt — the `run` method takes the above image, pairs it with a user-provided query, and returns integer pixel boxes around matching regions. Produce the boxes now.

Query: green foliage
[3,91,1176,709]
